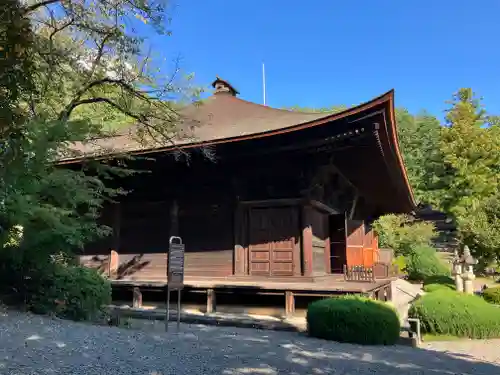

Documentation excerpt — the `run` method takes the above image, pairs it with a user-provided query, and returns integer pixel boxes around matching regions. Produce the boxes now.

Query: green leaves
[405,246,450,281]
[372,214,437,256]
[1,0,194,258]
[409,289,500,338]
[432,89,500,261]
[396,89,500,264]
[395,108,442,204]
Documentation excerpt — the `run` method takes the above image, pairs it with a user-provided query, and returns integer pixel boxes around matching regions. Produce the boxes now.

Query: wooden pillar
[324,216,332,274]
[112,203,121,251]
[132,287,142,308]
[285,291,295,317]
[301,207,313,277]
[234,205,246,276]
[206,289,216,314]
[106,203,121,278]
[109,250,119,278]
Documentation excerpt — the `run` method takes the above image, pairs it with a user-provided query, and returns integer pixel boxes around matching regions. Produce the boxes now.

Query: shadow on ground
[1,310,499,375]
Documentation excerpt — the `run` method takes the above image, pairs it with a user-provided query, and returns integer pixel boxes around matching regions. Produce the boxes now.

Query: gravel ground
[0,310,499,375]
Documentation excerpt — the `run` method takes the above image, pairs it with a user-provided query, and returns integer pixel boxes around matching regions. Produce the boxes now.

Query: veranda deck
[109,275,394,316]
[82,252,394,316]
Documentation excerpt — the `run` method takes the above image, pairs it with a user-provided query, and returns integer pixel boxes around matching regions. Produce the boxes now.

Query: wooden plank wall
[345,220,380,269]
[362,227,379,267]
[80,198,234,281]
[345,220,365,266]
[179,201,233,277]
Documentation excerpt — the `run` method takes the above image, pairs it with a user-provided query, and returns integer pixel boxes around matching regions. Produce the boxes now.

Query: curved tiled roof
[67,92,334,158]
[62,85,415,211]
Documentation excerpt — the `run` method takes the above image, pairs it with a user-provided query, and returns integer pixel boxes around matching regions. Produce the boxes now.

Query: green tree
[433,89,500,262]
[372,213,437,256]
[1,0,196,266]
[0,0,203,312]
[395,108,442,203]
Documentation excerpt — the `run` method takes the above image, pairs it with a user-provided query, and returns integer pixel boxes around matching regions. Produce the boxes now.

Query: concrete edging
[105,305,304,333]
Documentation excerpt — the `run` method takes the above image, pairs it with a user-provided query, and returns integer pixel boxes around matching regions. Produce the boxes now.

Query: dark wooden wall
[80,137,383,279]
[179,200,233,277]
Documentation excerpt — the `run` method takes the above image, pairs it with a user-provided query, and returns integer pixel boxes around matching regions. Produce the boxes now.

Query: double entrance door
[247,206,298,276]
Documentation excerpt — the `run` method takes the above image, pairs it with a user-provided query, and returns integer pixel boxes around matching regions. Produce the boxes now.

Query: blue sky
[146,0,500,119]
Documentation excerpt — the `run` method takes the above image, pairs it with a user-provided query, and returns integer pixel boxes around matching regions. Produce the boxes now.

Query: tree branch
[61,97,184,154]
[60,97,143,122]
[24,0,62,14]
[88,32,115,80]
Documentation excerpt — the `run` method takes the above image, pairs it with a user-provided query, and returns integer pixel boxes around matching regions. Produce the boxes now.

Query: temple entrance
[329,215,367,272]
[247,207,297,276]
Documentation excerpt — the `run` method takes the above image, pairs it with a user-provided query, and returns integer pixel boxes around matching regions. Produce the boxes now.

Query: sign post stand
[165,236,185,332]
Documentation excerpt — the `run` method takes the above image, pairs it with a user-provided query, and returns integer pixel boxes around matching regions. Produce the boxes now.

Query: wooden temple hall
[62,77,415,315]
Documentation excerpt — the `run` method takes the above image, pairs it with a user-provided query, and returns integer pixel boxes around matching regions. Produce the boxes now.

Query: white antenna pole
[262,62,266,106]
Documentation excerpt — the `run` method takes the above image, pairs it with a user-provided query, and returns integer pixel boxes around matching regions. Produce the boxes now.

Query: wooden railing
[344,263,399,282]
[343,265,375,282]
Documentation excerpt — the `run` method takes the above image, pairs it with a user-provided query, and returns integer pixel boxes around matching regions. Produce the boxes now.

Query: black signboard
[168,236,185,290]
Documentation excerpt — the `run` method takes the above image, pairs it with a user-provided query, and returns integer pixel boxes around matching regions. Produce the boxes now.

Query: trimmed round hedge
[307,296,400,345]
[482,287,500,304]
[409,289,500,339]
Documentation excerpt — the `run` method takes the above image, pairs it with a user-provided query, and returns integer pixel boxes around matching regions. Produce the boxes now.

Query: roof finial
[212,77,239,96]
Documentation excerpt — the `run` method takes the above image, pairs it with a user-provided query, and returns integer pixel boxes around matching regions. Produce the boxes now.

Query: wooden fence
[343,265,375,282]
[344,262,399,282]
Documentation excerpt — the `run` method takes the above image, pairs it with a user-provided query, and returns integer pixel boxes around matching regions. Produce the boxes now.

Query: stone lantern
[451,249,464,292]
[460,245,477,294]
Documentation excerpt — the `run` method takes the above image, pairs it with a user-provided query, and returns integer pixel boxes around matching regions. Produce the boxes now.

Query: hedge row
[409,289,500,339]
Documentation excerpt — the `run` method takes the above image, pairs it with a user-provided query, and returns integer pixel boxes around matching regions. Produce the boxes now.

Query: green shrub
[409,289,500,338]
[0,245,111,321]
[372,214,437,256]
[393,255,406,274]
[482,287,500,305]
[422,275,455,293]
[307,296,400,345]
[405,246,450,281]
[28,264,111,321]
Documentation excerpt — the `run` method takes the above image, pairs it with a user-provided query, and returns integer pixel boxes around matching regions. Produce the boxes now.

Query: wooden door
[346,219,365,267]
[363,227,376,267]
[248,207,297,276]
[329,214,347,273]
